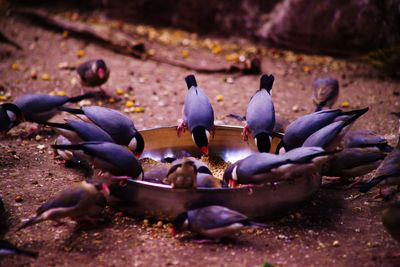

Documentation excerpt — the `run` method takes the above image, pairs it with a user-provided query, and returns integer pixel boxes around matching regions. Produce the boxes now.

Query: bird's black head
[185,74,197,89]
[254,133,271,153]
[128,132,145,158]
[0,103,24,132]
[192,126,210,154]
[172,212,189,233]
[95,59,108,79]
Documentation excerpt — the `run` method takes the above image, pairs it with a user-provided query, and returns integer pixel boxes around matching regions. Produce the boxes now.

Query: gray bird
[53,135,86,165]
[281,146,334,179]
[58,106,144,157]
[0,103,24,135]
[222,153,291,187]
[178,75,214,154]
[382,196,400,244]
[18,181,109,230]
[342,130,392,152]
[322,147,387,178]
[42,119,114,144]
[312,77,339,111]
[0,240,38,258]
[281,107,369,152]
[243,74,275,153]
[166,158,197,189]
[172,205,265,240]
[13,93,94,123]
[77,59,110,88]
[52,141,143,179]
[302,108,368,151]
[359,149,400,193]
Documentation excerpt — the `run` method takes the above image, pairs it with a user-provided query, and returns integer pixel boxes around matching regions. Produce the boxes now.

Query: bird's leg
[241,125,250,141]
[177,121,186,137]
[373,186,384,199]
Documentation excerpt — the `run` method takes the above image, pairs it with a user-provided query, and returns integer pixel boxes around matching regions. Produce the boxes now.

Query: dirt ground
[1,9,400,267]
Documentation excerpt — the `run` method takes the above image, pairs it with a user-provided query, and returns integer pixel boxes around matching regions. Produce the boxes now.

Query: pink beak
[101,183,111,196]
[97,68,105,79]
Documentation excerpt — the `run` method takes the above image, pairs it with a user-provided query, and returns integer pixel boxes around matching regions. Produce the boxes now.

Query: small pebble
[15,195,23,203]
[292,105,299,112]
[332,240,340,247]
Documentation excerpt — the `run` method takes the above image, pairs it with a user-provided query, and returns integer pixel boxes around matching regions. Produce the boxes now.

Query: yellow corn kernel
[11,63,19,71]
[341,101,350,108]
[41,73,50,81]
[134,106,145,113]
[116,88,125,95]
[216,95,224,102]
[181,49,189,58]
[125,100,134,108]
[77,50,85,58]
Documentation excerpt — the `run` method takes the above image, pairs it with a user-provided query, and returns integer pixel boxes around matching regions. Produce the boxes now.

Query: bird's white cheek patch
[232,166,238,181]
[128,137,137,151]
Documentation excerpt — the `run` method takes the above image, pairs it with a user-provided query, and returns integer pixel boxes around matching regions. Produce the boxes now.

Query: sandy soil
[1,9,400,267]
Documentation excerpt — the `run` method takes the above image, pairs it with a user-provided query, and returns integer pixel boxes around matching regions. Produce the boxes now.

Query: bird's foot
[241,125,250,141]
[177,121,186,137]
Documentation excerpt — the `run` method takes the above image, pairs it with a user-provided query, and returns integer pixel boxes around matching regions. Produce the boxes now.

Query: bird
[77,59,110,90]
[57,106,144,157]
[0,103,24,135]
[359,113,400,193]
[222,153,291,187]
[165,158,197,189]
[13,92,95,123]
[281,146,334,179]
[18,181,109,230]
[42,119,114,144]
[281,107,369,152]
[381,195,400,244]
[242,74,275,153]
[302,108,368,151]
[322,147,387,178]
[172,205,265,240]
[342,130,392,152]
[177,74,214,154]
[0,240,38,258]
[52,141,143,179]
[312,77,339,111]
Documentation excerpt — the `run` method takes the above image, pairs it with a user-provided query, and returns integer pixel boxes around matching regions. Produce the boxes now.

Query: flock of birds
[0,58,399,258]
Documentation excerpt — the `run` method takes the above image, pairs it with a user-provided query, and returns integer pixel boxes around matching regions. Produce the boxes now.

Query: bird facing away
[58,105,144,157]
[342,130,392,152]
[13,93,94,123]
[18,181,109,230]
[177,74,215,154]
[52,141,144,179]
[0,240,38,258]
[282,107,369,152]
[312,77,339,111]
[243,74,275,153]
[172,205,265,240]
[0,103,24,135]
[77,59,110,87]
[166,158,197,189]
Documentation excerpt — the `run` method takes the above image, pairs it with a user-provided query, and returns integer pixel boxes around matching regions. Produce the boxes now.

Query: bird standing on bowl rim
[52,141,144,181]
[172,205,266,241]
[177,74,215,155]
[242,74,275,153]
[77,59,110,96]
[18,180,109,231]
[0,103,24,136]
[312,77,339,112]
[279,107,369,153]
[58,105,144,157]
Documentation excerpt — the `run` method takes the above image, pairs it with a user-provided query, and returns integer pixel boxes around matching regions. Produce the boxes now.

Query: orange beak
[201,146,208,154]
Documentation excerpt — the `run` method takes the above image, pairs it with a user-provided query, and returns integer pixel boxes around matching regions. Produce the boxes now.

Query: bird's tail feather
[67,92,95,103]
[340,107,369,117]
[342,107,369,127]
[51,144,83,151]
[58,106,85,114]
[16,248,39,258]
[17,216,41,231]
[358,176,386,193]
[248,221,267,228]
[259,74,274,93]
[38,121,72,130]
[226,114,246,122]
[185,75,197,89]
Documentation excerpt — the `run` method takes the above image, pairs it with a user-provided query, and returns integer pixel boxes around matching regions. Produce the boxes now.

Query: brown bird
[18,181,109,230]
[166,158,197,189]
